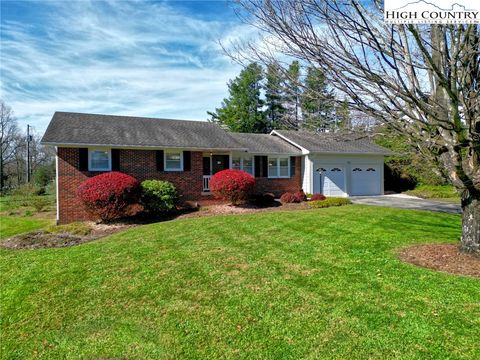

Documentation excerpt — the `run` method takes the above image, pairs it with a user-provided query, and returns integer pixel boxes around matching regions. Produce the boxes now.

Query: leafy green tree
[208,63,266,133]
[301,67,335,132]
[33,164,55,189]
[374,124,448,189]
[280,61,301,129]
[264,63,285,130]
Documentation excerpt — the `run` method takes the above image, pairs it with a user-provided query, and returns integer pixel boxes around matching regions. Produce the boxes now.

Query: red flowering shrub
[280,192,299,203]
[311,193,327,201]
[77,172,143,221]
[210,169,255,205]
[294,190,307,202]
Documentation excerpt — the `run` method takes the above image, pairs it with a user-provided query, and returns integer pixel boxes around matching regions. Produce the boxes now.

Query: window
[89,149,111,171]
[231,155,254,175]
[165,150,183,171]
[243,157,253,175]
[279,158,289,177]
[268,157,290,178]
[232,156,241,170]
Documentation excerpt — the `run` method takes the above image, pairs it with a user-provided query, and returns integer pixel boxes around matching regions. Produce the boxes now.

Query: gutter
[40,142,249,153]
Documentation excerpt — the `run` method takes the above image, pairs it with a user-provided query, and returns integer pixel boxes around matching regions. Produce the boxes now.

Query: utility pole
[26,124,31,183]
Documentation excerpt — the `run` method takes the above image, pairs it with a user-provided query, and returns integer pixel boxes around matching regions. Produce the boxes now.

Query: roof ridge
[54,111,213,125]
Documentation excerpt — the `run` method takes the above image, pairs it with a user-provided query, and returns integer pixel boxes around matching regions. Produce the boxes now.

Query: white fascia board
[269,131,309,155]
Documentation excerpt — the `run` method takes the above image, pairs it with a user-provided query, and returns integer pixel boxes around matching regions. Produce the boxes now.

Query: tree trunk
[460,194,480,253]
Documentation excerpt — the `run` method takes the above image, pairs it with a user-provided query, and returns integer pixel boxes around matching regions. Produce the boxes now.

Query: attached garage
[309,155,386,197]
[271,130,392,197]
[350,165,381,196]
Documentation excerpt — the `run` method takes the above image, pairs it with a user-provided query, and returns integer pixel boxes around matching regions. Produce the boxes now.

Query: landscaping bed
[1,222,134,250]
[1,196,353,250]
[399,244,480,278]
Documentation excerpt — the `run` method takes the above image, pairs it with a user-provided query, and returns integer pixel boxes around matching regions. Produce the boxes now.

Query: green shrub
[141,180,179,213]
[44,181,56,196]
[12,183,44,197]
[308,197,352,209]
[46,222,92,236]
[33,165,55,188]
[31,197,51,212]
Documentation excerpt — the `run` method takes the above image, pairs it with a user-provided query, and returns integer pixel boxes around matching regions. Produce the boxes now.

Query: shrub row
[308,198,352,208]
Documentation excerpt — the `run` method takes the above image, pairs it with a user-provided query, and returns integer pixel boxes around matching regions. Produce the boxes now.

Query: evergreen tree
[301,67,335,132]
[281,61,301,129]
[208,63,267,133]
[264,63,285,130]
[335,98,351,131]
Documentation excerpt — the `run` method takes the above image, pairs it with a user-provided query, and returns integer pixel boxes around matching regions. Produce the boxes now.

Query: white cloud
[0,0,252,133]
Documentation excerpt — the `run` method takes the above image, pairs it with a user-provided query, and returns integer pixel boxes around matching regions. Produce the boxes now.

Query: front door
[212,155,229,174]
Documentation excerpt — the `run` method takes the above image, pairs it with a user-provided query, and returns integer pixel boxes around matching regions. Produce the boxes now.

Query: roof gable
[229,133,302,155]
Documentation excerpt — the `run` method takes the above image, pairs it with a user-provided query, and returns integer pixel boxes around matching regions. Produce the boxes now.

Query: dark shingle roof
[41,112,247,151]
[229,133,302,155]
[274,130,392,155]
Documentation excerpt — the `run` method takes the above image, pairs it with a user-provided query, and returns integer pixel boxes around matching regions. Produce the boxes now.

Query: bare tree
[231,0,480,252]
[0,101,20,191]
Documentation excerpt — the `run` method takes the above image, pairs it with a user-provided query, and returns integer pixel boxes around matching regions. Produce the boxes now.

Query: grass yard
[1,205,478,359]
[0,216,53,239]
[406,184,460,203]
[0,194,56,239]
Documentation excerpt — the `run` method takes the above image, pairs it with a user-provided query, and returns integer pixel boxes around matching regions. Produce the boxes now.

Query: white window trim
[88,148,112,172]
[231,155,254,175]
[268,156,290,179]
[164,150,184,171]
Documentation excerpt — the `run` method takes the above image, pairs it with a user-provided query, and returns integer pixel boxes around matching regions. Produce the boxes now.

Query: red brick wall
[57,149,302,223]
[255,156,303,196]
[57,148,203,224]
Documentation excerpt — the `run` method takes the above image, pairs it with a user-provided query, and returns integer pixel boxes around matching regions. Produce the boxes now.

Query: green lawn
[1,206,478,359]
[0,216,52,239]
[406,184,460,203]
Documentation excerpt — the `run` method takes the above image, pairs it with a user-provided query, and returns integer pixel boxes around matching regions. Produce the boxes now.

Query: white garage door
[350,165,381,196]
[314,166,346,196]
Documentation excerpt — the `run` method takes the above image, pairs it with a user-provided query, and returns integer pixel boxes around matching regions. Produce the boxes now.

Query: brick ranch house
[41,112,391,224]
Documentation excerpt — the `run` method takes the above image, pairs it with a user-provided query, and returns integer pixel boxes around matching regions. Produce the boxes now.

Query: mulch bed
[1,222,135,250]
[399,244,480,278]
[177,202,309,219]
[0,202,319,250]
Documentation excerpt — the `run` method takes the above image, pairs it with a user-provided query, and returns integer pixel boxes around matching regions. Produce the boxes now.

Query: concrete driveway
[350,194,461,214]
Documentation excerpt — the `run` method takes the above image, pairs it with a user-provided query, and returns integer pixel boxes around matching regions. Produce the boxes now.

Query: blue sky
[1,0,254,135]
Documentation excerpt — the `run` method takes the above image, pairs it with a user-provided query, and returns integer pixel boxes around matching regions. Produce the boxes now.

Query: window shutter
[290,156,296,177]
[183,151,191,171]
[156,150,164,171]
[223,155,230,170]
[254,156,261,177]
[79,148,88,171]
[112,149,120,171]
[261,156,268,177]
